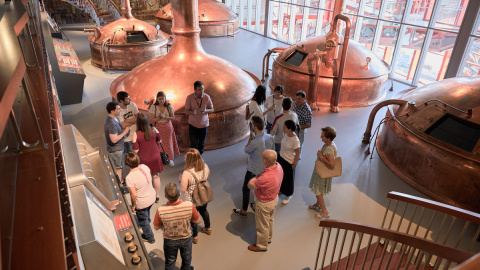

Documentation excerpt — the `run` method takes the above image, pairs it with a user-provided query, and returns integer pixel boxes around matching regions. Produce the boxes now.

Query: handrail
[454,253,480,270]
[387,191,480,225]
[106,0,121,15]
[318,220,474,263]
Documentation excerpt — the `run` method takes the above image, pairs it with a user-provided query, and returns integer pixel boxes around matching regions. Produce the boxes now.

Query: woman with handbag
[149,91,180,167]
[179,148,212,244]
[133,113,163,203]
[308,126,337,219]
[278,120,300,205]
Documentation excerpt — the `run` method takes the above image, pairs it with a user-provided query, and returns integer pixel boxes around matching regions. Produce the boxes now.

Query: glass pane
[393,27,427,83]
[406,0,436,27]
[243,0,248,29]
[382,0,407,22]
[362,0,381,18]
[279,3,291,42]
[290,6,304,43]
[374,22,400,65]
[358,18,377,49]
[418,30,456,85]
[293,0,305,5]
[269,1,279,38]
[344,0,361,16]
[314,9,333,37]
[250,0,256,31]
[258,0,266,34]
[434,0,469,32]
[339,14,357,38]
[461,38,480,76]
[308,0,335,9]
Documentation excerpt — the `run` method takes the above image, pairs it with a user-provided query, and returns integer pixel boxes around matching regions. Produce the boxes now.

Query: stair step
[323,242,386,270]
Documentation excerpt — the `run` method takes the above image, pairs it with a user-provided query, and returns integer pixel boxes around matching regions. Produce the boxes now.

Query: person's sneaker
[142,238,155,244]
[233,209,247,217]
[169,160,174,167]
[282,196,291,204]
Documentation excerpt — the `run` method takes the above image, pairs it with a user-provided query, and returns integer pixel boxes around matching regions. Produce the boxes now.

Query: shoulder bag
[190,170,214,206]
[315,157,342,178]
[155,129,170,165]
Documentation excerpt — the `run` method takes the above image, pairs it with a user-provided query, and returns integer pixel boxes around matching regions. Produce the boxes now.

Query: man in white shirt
[270,97,298,152]
[117,91,139,156]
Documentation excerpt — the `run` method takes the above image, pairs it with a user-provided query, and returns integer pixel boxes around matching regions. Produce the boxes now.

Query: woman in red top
[133,113,163,202]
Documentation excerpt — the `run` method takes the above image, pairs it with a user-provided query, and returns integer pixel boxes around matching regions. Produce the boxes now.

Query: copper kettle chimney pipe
[122,0,134,19]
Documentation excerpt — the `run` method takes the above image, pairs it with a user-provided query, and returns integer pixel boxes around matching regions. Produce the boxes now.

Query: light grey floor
[61,29,428,270]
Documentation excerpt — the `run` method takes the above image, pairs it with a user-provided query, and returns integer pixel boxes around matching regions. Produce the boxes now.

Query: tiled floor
[61,29,429,269]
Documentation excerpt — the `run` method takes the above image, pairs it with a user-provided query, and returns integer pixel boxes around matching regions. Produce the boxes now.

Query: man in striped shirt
[154,183,200,270]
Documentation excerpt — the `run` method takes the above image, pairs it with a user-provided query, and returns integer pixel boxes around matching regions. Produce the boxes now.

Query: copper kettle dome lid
[111,0,256,112]
[396,76,480,124]
[155,0,237,22]
[88,0,168,45]
[277,36,390,79]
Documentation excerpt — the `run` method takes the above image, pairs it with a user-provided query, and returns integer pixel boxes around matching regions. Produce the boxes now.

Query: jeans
[191,203,210,237]
[135,204,154,241]
[242,171,256,211]
[124,141,133,155]
[164,237,193,270]
[189,124,208,154]
[266,122,273,134]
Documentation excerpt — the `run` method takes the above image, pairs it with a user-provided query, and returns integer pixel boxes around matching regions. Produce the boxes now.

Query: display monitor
[284,50,308,66]
[425,114,480,153]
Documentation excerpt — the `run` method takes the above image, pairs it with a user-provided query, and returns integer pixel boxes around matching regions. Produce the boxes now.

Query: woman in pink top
[133,113,162,202]
[125,152,157,243]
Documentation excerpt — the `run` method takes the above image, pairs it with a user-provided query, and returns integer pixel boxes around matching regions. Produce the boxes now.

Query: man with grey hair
[247,150,284,252]
[154,183,200,270]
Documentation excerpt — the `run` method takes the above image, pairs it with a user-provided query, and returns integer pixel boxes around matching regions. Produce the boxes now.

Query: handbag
[189,170,214,206]
[158,141,170,165]
[315,157,342,178]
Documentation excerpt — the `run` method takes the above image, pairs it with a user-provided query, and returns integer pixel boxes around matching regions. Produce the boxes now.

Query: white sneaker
[169,160,174,167]
[282,196,291,204]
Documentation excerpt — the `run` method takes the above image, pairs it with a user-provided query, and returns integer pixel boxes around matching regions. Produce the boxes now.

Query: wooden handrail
[319,219,475,264]
[387,191,480,224]
[454,253,480,270]
[106,0,121,15]
[86,0,99,16]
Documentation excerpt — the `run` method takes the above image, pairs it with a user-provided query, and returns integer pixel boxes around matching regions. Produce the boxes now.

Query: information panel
[52,38,84,74]
[85,188,125,265]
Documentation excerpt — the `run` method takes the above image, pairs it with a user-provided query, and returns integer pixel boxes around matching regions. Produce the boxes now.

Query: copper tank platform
[365,76,480,212]
[269,37,390,108]
[154,0,239,38]
[87,0,169,70]
[110,0,257,151]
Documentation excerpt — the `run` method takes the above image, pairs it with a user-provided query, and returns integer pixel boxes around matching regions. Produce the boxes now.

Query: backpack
[189,170,214,206]
[245,103,253,120]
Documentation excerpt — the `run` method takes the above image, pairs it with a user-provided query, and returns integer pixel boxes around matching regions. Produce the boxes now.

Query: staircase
[314,192,480,270]
[62,0,120,26]
[96,7,114,26]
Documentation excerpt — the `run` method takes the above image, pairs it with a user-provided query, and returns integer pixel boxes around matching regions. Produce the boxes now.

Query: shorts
[109,150,124,169]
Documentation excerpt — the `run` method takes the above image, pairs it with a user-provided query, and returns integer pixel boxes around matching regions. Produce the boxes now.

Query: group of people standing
[102,81,338,268]
[234,84,338,252]
[103,81,214,270]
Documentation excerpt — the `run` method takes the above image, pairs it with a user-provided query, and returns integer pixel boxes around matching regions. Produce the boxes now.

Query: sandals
[315,212,330,219]
[308,204,320,210]
[200,227,212,235]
